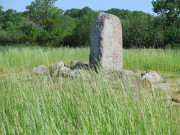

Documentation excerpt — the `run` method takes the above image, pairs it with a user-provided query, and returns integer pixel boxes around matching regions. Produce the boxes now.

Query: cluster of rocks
[120,69,162,88]
[30,60,175,90]
[30,60,180,91]
[30,60,89,79]
[120,70,179,90]
[120,69,163,82]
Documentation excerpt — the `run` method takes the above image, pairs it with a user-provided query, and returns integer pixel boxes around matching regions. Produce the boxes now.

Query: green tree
[0,6,3,13]
[64,8,81,18]
[122,15,155,48]
[78,6,93,18]
[152,0,180,26]
[23,0,64,31]
[47,15,76,46]
[70,10,100,46]
[1,8,22,30]
[0,6,4,29]
[21,0,77,46]
[131,11,149,18]
[64,6,93,18]
[105,8,132,20]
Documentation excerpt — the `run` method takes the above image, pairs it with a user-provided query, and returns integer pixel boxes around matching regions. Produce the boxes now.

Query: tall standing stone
[89,12,123,72]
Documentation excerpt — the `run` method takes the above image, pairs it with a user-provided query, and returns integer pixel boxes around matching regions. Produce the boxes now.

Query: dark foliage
[152,0,180,26]
[0,1,180,49]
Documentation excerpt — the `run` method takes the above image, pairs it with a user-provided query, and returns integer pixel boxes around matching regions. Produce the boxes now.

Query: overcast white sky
[0,0,158,16]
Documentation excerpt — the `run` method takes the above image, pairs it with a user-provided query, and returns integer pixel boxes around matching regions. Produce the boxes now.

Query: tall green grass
[0,46,89,74]
[0,70,179,134]
[123,49,180,72]
[0,46,180,134]
[0,46,180,75]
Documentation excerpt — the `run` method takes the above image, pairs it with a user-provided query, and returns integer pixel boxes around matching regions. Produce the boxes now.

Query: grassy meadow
[0,46,180,134]
[0,46,180,74]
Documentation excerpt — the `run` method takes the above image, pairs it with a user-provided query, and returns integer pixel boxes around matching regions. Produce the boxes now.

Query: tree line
[0,0,180,49]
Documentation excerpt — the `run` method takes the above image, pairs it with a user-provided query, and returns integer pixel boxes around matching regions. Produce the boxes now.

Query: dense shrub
[122,15,155,48]
[65,11,100,47]
[0,29,24,44]
[0,6,180,49]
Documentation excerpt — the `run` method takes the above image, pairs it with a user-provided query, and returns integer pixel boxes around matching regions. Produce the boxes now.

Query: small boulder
[73,61,89,70]
[49,62,65,71]
[120,70,136,80]
[70,60,79,66]
[133,70,141,77]
[139,71,163,83]
[70,70,84,79]
[51,70,59,77]
[30,65,48,74]
[57,62,66,67]
[58,67,71,78]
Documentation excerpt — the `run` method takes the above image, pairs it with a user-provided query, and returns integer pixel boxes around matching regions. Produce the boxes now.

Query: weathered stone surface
[51,70,59,77]
[70,60,79,66]
[120,70,136,80]
[70,70,84,78]
[133,70,141,77]
[73,61,89,70]
[139,71,163,83]
[49,62,65,71]
[57,62,66,67]
[58,67,71,77]
[89,12,123,72]
[121,70,131,80]
[30,65,48,74]
[81,61,89,66]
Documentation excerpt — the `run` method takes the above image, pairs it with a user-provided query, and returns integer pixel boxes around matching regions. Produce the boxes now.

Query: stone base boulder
[49,62,66,71]
[139,70,163,83]
[70,60,79,66]
[30,61,166,91]
[133,70,141,77]
[51,70,59,77]
[30,65,48,74]
[70,70,84,79]
[73,61,89,70]
[120,70,140,80]
[58,67,71,78]
[49,62,66,77]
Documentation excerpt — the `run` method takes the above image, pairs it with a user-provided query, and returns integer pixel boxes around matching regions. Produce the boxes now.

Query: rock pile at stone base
[30,60,179,90]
